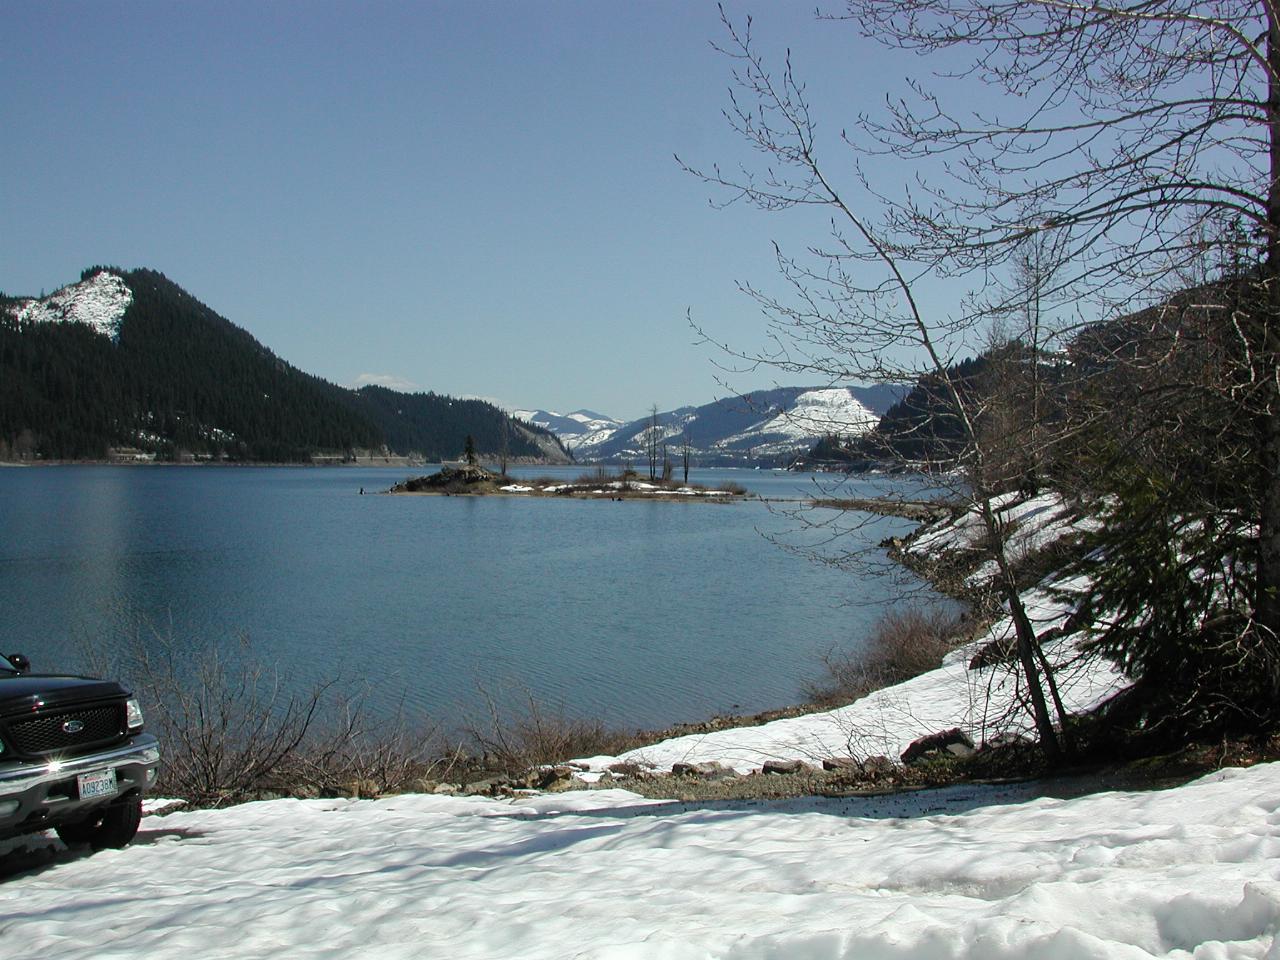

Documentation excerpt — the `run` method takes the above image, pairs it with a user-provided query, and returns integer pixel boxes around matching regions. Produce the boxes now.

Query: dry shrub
[575,467,617,486]
[803,606,965,707]
[466,686,638,777]
[82,626,452,806]
[285,701,463,799]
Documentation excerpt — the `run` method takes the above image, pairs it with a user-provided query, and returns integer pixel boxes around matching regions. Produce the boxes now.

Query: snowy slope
[6,765,1279,958]
[6,272,133,341]
[714,387,879,456]
[514,408,624,449]
[567,387,891,463]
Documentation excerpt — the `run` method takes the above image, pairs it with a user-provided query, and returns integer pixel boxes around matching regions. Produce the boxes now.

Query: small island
[388,465,749,501]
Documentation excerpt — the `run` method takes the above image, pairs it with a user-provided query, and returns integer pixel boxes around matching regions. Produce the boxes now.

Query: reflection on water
[0,465,941,731]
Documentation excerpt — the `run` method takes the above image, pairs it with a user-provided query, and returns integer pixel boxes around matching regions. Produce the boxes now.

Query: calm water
[0,465,937,732]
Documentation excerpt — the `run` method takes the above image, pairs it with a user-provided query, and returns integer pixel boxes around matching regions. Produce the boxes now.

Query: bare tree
[687,1,1280,749]
[499,416,510,476]
[839,0,1280,686]
[645,404,660,481]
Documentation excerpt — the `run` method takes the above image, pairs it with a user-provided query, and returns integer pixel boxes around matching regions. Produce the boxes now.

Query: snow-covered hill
[513,408,624,451]
[713,386,879,457]
[6,272,133,341]
[556,386,895,465]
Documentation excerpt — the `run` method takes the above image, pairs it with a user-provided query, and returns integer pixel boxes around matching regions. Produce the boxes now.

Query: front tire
[56,798,143,850]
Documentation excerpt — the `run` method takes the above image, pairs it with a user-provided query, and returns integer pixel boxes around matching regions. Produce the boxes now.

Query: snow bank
[906,491,1100,587]
[6,765,1279,958]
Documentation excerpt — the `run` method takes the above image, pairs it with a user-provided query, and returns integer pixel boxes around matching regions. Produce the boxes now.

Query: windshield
[0,654,16,674]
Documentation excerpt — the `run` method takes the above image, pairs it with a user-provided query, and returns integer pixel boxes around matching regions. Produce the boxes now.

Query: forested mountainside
[0,268,568,463]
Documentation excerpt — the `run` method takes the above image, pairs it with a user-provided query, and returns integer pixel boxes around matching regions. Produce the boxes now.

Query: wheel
[55,798,143,850]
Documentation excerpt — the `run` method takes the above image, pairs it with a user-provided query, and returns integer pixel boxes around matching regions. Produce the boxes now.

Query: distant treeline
[0,268,564,463]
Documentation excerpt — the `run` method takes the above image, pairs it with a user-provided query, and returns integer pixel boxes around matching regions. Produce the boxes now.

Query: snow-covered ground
[5,765,1278,958]
[4,492,1274,958]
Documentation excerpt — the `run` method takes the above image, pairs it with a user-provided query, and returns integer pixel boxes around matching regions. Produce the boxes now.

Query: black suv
[0,652,160,850]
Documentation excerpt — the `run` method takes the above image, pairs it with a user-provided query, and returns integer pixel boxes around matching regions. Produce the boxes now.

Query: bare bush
[285,699,462,799]
[803,607,966,707]
[83,625,448,806]
[466,686,638,777]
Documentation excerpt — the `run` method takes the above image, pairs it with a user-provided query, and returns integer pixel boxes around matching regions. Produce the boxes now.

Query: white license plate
[77,769,118,800]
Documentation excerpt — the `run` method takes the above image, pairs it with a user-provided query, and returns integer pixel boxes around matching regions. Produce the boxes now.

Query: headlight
[126,698,144,730]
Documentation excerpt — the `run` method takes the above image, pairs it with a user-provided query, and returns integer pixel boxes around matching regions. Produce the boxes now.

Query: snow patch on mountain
[7,272,133,341]
[515,408,623,449]
[718,387,878,455]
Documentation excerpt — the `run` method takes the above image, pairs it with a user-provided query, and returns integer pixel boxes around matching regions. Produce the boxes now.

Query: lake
[0,464,941,734]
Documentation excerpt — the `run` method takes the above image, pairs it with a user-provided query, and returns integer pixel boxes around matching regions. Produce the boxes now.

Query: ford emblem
[62,719,85,735]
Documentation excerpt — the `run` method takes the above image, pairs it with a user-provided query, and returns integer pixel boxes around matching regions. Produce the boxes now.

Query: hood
[0,674,128,715]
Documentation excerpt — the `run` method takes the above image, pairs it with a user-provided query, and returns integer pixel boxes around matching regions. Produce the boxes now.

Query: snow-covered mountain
[513,408,625,452]
[7,272,133,341]
[2,267,568,463]
[541,386,902,465]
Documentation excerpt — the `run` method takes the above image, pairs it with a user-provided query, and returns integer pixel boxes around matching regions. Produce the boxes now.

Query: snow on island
[389,466,747,500]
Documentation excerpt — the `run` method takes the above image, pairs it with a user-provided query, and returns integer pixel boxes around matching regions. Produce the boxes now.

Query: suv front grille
[7,704,126,757]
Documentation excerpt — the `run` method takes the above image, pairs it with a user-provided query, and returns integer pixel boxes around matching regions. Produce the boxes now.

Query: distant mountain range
[0,268,569,464]
[518,385,904,467]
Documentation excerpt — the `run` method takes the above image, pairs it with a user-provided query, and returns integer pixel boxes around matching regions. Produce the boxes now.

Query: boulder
[532,765,575,790]
[901,728,976,764]
[821,757,863,773]
[761,759,809,776]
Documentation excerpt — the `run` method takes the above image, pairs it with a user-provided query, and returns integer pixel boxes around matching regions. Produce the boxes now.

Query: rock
[607,762,649,778]
[543,775,587,793]
[432,782,460,795]
[533,766,575,790]
[344,779,382,799]
[671,761,736,779]
[761,759,809,775]
[969,636,1017,670]
[901,728,976,764]
[463,779,499,796]
[981,731,1033,751]
[862,756,896,778]
[821,757,863,773]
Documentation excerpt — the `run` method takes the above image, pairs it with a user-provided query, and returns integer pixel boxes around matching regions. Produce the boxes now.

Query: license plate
[77,769,117,801]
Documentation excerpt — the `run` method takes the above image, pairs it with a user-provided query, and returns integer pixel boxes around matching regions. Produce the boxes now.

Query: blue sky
[3,1,940,421]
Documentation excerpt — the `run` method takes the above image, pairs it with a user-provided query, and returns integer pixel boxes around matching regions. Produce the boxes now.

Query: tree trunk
[981,497,1061,761]
[1258,9,1280,696]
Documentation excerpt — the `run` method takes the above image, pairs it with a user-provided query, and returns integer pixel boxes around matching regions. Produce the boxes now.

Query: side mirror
[6,653,30,674]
